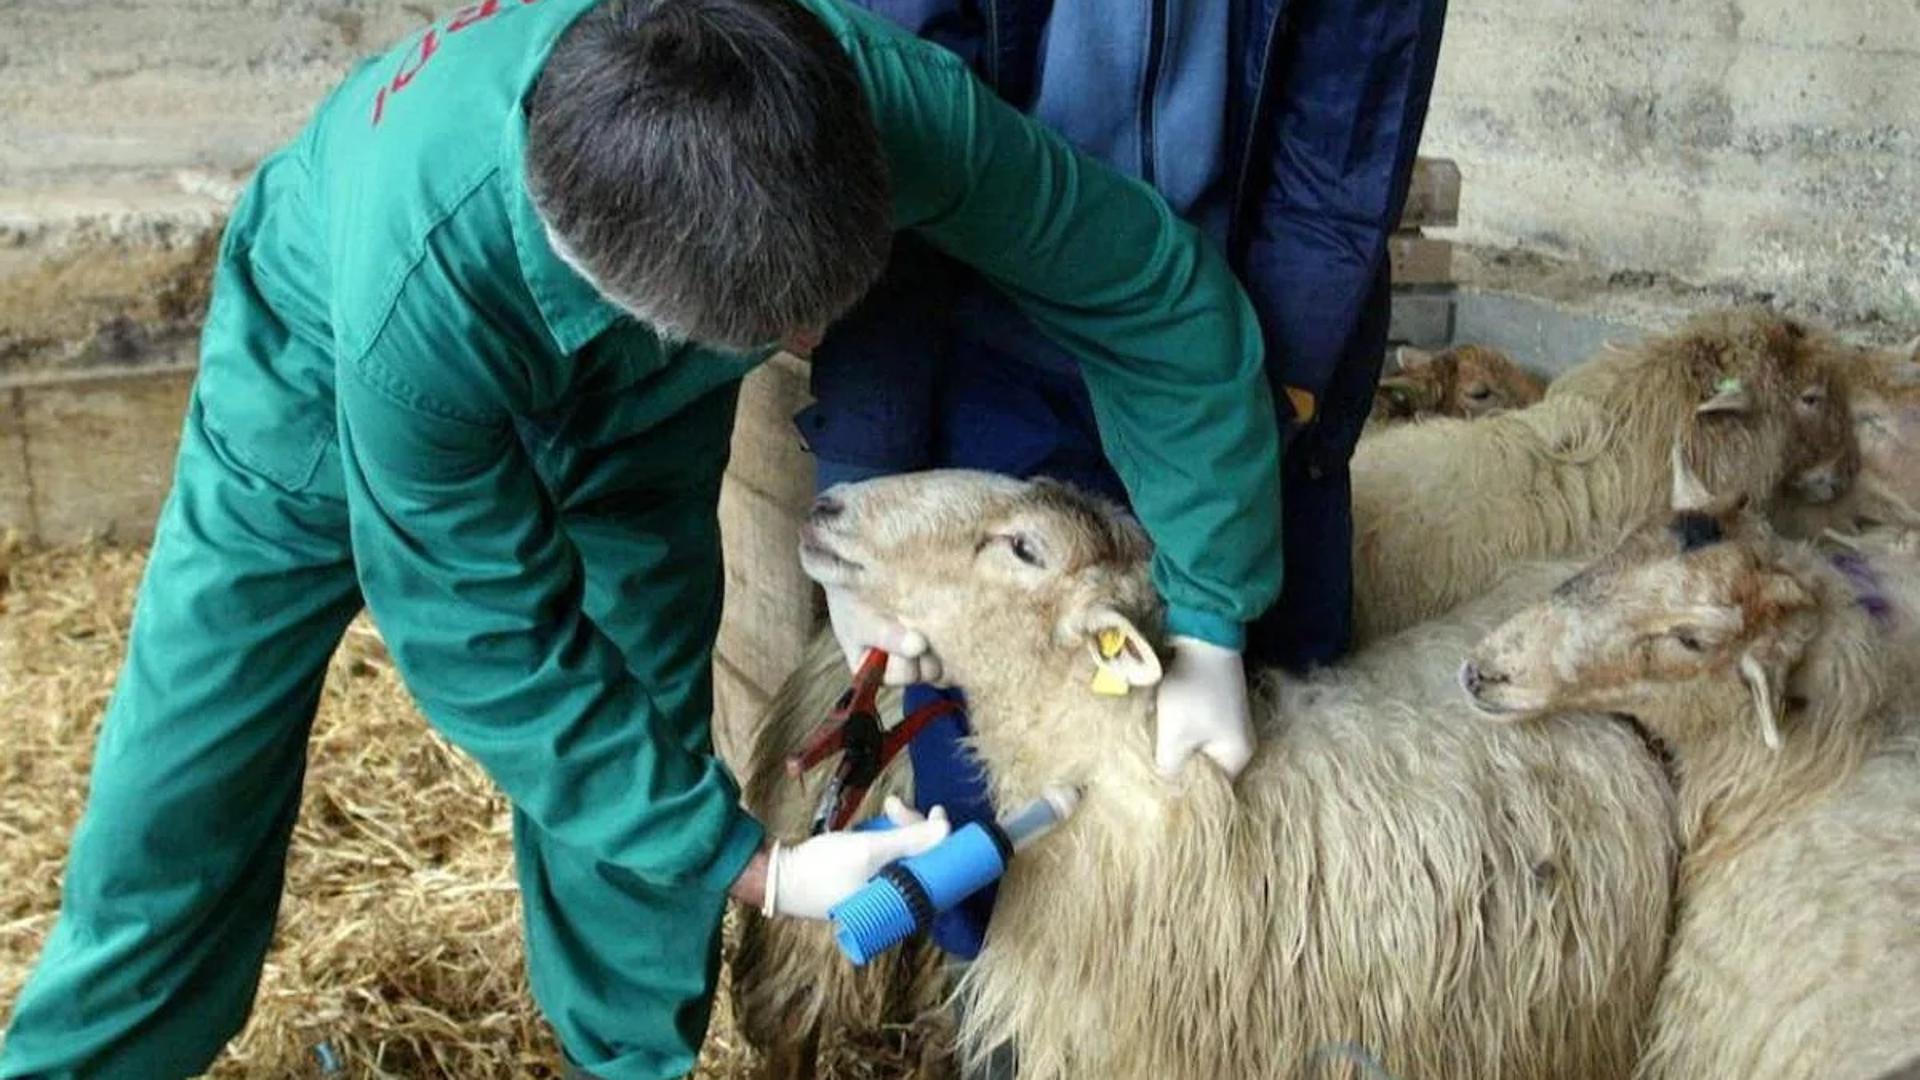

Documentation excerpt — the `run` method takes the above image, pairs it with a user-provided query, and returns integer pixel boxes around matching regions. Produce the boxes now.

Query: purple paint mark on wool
[1829,552,1897,628]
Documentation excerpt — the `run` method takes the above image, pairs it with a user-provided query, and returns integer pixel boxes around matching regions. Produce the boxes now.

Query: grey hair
[525,0,892,350]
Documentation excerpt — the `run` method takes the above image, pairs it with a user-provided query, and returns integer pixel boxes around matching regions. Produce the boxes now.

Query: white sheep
[1350,306,1859,643]
[774,469,1678,1080]
[1462,459,1920,1080]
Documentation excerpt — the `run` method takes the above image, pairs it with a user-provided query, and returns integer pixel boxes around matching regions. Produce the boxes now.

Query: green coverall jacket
[0,1,1281,1076]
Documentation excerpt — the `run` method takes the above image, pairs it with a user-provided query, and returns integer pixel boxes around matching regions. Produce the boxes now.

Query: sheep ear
[1697,377,1752,415]
[1738,651,1785,751]
[1396,345,1437,372]
[1670,441,1714,512]
[1080,607,1163,693]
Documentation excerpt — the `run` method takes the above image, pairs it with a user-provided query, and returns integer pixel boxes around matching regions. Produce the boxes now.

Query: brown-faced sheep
[783,469,1678,1080]
[1463,467,1920,1080]
[1368,343,1546,428]
[1350,307,1859,643]
[1782,334,1920,536]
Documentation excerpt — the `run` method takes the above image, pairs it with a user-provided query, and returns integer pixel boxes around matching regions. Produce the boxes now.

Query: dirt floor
[0,539,797,1078]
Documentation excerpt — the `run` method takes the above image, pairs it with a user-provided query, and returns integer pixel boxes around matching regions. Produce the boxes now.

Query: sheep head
[1838,336,1920,524]
[798,470,1163,713]
[1461,451,1825,754]
[1373,343,1544,422]
[1671,307,1859,508]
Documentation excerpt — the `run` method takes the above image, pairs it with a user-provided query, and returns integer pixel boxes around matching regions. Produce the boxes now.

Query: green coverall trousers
[0,255,742,1080]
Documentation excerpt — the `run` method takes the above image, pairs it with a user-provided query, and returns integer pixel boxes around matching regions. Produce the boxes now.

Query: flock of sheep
[730,307,1920,1080]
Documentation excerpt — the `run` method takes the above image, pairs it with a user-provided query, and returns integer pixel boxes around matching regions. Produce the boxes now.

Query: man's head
[526,0,891,351]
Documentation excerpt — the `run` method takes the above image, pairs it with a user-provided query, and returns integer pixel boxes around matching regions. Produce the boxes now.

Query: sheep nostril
[1461,661,1511,695]
[809,496,844,524]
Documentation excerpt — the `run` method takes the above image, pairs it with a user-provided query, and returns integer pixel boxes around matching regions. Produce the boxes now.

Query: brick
[1387,288,1455,347]
[1389,234,1454,286]
[1399,157,1462,229]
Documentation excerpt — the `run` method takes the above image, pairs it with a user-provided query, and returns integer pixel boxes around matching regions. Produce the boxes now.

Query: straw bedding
[0,538,930,1078]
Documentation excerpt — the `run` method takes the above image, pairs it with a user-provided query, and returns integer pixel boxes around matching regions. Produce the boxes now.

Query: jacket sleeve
[865,45,1284,648]
[334,314,762,891]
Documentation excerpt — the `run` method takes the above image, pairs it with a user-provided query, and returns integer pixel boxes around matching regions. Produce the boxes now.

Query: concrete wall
[1424,0,1920,327]
[8,0,1911,327]
[0,1,421,249]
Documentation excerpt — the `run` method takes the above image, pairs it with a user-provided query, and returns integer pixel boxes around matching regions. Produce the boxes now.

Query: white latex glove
[764,797,951,920]
[1154,635,1256,780]
[824,585,944,686]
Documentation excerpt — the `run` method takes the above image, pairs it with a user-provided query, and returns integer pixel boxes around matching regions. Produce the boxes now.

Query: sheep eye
[1672,630,1705,652]
[1465,385,1494,401]
[1007,534,1045,568]
[1798,389,1826,408]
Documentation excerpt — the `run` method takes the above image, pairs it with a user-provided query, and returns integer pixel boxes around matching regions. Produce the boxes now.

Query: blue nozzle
[832,822,1008,964]
[828,786,1078,965]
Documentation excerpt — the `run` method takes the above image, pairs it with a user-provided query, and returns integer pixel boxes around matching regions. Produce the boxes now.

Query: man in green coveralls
[0,0,1283,1076]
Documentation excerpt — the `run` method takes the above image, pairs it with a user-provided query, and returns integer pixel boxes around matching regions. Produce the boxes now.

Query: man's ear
[1079,607,1163,691]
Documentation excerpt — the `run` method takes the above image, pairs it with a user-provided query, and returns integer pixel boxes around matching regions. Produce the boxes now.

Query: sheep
[1780,333,1920,537]
[729,567,1612,1078]
[1367,343,1546,428]
[1461,458,1920,1080]
[732,309,1867,1073]
[779,469,1680,1080]
[1350,306,1859,643]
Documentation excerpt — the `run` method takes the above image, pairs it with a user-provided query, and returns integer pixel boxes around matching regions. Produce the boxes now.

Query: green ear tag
[1716,376,1744,394]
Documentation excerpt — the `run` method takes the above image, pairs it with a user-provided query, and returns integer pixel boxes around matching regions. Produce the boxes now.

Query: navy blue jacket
[801,0,1448,669]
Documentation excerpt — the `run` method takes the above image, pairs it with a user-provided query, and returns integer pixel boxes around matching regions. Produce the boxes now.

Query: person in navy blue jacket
[797,0,1450,960]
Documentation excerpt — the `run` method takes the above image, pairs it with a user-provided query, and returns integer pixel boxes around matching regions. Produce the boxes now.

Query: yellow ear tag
[1090,665,1131,696]
[1091,627,1132,696]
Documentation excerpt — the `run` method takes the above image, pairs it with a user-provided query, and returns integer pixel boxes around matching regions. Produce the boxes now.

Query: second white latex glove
[824,585,944,686]
[767,797,951,920]
[1153,635,1256,780]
